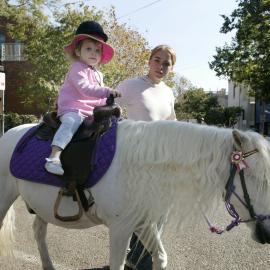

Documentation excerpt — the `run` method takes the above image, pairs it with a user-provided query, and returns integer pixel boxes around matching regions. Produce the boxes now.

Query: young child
[45,20,121,175]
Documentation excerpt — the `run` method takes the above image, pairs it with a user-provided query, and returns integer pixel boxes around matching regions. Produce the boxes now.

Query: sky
[81,0,238,92]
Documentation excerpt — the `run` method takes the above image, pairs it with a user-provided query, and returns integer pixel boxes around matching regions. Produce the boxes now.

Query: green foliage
[203,107,225,126]
[1,112,39,131]
[173,75,194,100]
[2,1,151,113]
[223,106,243,127]
[176,89,242,127]
[177,88,219,123]
[204,106,242,127]
[103,8,151,87]
[210,0,270,102]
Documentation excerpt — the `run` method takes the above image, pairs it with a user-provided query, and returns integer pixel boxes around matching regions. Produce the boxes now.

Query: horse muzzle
[255,221,270,244]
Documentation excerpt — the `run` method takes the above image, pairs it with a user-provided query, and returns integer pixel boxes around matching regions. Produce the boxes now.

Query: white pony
[1,119,270,270]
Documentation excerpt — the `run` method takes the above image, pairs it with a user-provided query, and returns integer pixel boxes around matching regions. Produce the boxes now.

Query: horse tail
[0,205,15,256]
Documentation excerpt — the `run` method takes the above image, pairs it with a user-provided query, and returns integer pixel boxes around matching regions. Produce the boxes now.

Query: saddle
[35,95,121,221]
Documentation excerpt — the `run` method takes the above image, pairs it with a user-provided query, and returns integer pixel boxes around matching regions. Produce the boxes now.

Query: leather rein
[223,149,270,232]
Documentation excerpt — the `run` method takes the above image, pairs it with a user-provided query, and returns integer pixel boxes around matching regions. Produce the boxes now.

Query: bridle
[223,149,270,232]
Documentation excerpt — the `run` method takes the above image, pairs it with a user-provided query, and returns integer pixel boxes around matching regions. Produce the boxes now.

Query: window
[0,33,5,61]
[0,38,25,61]
[0,33,5,44]
[14,40,21,59]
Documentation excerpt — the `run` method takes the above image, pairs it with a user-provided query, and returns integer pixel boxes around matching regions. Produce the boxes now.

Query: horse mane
[116,120,234,230]
[116,120,270,237]
[118,120,233,166]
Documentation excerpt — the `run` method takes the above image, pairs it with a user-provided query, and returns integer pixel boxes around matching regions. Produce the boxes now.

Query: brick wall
[3,61,38,114]
[0,17,39,115]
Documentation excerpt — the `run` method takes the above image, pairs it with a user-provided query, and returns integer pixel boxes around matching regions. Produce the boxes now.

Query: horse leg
[109,223,132,270]
[136,225,167,270]
[151,238,167,270]
[33,215,55,270]
[0,176,19,256]
[0,205,16,256]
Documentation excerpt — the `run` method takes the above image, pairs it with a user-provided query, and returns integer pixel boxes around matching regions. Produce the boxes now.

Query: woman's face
[148,49,173,83]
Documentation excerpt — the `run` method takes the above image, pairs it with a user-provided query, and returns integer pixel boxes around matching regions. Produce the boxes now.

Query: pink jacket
[57,61,111,117]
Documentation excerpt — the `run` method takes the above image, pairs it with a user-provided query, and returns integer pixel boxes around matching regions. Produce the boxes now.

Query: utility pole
[0,65,5,136]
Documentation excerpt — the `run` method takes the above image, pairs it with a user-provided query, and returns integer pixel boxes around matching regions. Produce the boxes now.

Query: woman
[117,44,176,122]
[117,44,177,270]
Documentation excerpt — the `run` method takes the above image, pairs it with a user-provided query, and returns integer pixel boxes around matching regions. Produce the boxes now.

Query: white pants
[52,112,84,150]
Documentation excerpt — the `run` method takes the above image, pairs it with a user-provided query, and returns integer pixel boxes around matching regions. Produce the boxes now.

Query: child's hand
[109,90,122,98]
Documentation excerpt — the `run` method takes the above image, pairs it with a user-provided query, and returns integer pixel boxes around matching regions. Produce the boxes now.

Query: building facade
[212,88,228,107]
[227,80,255,130]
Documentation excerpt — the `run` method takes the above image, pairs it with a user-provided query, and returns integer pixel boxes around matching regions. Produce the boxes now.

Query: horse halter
[224,148,270,232]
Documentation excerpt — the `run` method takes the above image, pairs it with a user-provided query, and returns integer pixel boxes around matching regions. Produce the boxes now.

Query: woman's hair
[149,45,176,66]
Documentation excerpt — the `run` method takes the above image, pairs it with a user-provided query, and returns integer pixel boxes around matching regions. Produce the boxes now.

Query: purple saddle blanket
[10,119,118,188]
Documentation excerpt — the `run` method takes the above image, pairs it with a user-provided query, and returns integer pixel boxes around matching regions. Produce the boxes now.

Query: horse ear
[232,130,248,150]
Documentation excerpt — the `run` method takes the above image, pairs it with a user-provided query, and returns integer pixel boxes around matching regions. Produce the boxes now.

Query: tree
[173,74,193,100]
[177,88,219,123]
[204,106,242,127]
[209,0,270,102]
[176,88,242,127]
[2,1,151,113]
[223,106,243,127]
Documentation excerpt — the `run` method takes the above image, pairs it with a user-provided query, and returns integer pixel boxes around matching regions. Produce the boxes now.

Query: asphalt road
[0,197,270,270]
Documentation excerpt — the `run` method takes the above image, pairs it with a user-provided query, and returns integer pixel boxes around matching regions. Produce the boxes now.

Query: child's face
[77,39,102,66]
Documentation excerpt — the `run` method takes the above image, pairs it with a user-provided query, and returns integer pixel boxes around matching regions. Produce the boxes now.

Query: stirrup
[54,187,83,222]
